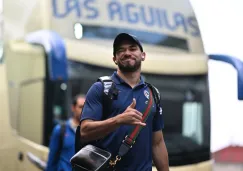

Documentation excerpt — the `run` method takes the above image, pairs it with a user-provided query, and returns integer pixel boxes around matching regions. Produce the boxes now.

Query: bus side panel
[5,41,45,144]
[17,137,49,171]
[4,41,49,171]
[18,81,44,144]
[0,64,18,171]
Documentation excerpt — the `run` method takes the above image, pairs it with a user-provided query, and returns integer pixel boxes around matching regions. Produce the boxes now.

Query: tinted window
[80,25,189,51]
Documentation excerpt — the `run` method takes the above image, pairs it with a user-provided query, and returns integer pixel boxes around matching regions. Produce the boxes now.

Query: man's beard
[117,60,141,72]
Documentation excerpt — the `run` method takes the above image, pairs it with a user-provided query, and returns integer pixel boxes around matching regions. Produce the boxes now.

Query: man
[80,33,169,171]
[46,95,85,171]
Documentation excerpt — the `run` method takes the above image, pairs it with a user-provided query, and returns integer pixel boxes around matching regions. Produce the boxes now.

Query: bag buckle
[123,135,135,147]
[109,155,121,167]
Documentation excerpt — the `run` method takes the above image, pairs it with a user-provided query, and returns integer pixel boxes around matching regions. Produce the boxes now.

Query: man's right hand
[80,98,146,143]
[115,98,146,126]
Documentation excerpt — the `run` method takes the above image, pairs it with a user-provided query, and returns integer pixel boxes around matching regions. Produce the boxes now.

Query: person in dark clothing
[46,95,85,171]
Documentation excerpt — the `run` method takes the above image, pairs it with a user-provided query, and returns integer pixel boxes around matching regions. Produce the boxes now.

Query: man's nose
[124,49,132,56]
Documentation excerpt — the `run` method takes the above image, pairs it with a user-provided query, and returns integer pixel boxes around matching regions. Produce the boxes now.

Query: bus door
[13,30,69,171]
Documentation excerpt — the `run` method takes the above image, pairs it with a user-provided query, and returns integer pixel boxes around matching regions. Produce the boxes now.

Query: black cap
[113,33,143,56]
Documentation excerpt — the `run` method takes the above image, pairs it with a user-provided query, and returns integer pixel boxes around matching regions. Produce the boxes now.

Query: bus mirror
[238,76,243,100]
[209,54,243,100]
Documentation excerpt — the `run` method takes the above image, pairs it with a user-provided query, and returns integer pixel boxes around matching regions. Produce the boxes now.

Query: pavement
[151,163,243,171]
[214,163,243,171]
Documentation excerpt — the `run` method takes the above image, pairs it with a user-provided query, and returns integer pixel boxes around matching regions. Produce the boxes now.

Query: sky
[190,0,243,151]
[190,0,243,61]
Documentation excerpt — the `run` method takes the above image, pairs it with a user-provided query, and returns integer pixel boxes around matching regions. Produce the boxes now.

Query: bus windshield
[65,60,210,166]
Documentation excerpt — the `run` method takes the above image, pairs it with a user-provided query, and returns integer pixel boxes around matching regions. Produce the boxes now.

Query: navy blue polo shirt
[80,72,164,171]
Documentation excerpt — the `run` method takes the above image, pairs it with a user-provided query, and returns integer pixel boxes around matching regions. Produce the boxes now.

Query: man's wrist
[112,115,121,126]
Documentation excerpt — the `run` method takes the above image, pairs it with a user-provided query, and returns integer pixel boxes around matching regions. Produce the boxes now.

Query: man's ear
[113,56,117,65]
[141,52,146,61]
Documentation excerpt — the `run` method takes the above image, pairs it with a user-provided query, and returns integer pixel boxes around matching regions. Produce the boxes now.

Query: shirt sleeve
[152,100,164,132]
[45,125,61,171]
[80,82,103,122]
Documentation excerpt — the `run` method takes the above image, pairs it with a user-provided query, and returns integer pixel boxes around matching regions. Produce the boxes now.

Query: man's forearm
[152,141,169,171]
[80,117,120,142]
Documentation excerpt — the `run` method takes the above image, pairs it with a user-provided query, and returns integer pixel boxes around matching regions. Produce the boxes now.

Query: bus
[1,0,243,170]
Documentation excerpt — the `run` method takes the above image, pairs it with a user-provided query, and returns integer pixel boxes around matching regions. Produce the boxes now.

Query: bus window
[78,25,189,51]
[43,80,69,146]
[182,101,203,145]
[51,82,68,124]
[144,75,210,166]
[67,60,114,98]
[43,60,113,145]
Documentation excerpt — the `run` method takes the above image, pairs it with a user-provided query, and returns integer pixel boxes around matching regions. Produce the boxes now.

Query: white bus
[2,0,243,170]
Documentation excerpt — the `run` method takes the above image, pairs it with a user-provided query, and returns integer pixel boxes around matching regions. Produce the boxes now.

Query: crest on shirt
[144,90,149,99]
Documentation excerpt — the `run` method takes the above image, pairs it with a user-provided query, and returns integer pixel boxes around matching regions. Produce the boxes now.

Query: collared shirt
[69,118,77,133]
[80,72,164,171]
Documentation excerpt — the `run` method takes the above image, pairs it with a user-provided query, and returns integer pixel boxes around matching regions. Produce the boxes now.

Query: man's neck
[117,69,141,88]
[72,117,80,127]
